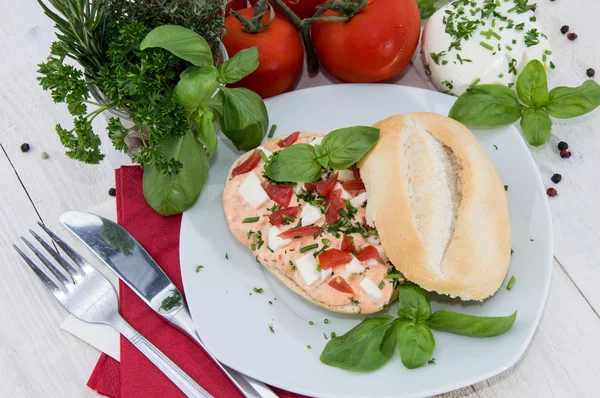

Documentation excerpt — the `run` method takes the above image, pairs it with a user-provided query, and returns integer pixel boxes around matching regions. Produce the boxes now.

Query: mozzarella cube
[293,183,305,194]
[301,204,322,226]
[350,192,368,208]
[360,277,383,300]
[335,183,352,199]
[267,226,291,251]
[237,172,269,209]
[367,235,380,246]
[310,137,324,147]
[257,146,273,158]
[345,256,365,274]
[295,254,320,286]
[336,169,355,181]
[321,268,333,280]
[376,245,388,262]
[366,258,379,266]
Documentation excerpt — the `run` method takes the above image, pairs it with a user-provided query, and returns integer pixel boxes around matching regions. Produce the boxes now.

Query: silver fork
[13,223,212,398]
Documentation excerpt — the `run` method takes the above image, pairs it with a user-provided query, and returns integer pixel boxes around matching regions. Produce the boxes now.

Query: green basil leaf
[140,25,213,67]
[218,47,259,84]
[217,87,268,151]
[320,126,380,169]
[520,107,552,147]
[397,284,431,322]
[174,65,219,111]
[546,80,600,119]
[416,0,437,19]
[320,316,396,372]
[314,144,330,168]
[209,90,224,125]
[396,320,435,369]
[448,85,523,126]
[191,109,218,158]
[142,130,208,216]
[425,310,517,337]
[264,144,322,182]
[516,60,549,107]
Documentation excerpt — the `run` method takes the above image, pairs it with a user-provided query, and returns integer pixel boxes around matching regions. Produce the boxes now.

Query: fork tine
[13,245,61,294]
[21,237,71,287]
[37,222,87,273]
[29,229,81,280]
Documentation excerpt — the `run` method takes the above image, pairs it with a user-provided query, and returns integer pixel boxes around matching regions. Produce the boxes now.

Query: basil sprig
[449,59,600,147]
[320,284,517,371]
[264,126,379,182]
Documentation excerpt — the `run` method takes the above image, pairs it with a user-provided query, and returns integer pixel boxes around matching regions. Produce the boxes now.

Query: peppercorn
[558,141,569,150]
[560,149,572,158]
[560,25,569,34]
[551,173,562,184]
[587,68,595,78]
[108,188,116,197]
[567,33,578,41]
[20,143,30,152]
[40,152,49,159]
[547,188,558,197]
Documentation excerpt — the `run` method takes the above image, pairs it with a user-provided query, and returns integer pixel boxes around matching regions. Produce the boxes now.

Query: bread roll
[359,113,511,300]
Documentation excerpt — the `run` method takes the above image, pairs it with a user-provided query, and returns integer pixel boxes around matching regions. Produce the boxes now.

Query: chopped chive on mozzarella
[345,256,365,274]
[293,183,305,194]
[301,204,322,226]
[309,137,324,147]
[257,146,273,158]
[295,253,320,285]
[237,172,269,209]
[350,192,367,208]
[268,226,291,251]
[360,277,383,300]
[336,169,355,181]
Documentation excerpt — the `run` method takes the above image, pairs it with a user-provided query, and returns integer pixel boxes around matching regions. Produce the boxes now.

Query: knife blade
[60,211,276,398]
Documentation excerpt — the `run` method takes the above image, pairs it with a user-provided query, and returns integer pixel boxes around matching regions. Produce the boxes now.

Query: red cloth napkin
[87,166,304,398]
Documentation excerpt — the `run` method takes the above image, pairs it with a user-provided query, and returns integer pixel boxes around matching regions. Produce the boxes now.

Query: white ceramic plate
[180,84,553,398]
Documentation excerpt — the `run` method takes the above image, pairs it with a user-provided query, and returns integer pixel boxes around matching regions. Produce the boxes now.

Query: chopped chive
[251,243,256,251]
[493,144,498,150]
[378,281,385,289]
[324,319,329,324]
[225,253,229,260]
[508,82,515,88]
[512,39,517,44]
[300,243,318,253]
[269,323,275,333]
[506,276,516,290]
[470,78,481,87]
[309,321,314,325]
[515,23,524,31]
[195,265,204,273]
[545,50,553,55]
[498,73,504,78]
[323,333,328,340]
[442,60,448,65]
[542,54,547,62]
[492,31,501,40]
[282,215,295,223]
[331,332,337,338]
[268,301,273,304]
[259,151,268,163]
[322,238,330,245]
[480,41,494,51]
[242,216,260,223]
[316,264,322,271]
[492,19,496,28]
[506,45,513,51]
[307,345,311,349]
[504,185,508,191]
[254,287,264,294]
[267,124,277,138]
[550,61,555,69]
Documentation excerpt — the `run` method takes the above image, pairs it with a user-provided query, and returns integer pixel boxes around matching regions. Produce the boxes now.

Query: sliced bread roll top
[359,113,511,300]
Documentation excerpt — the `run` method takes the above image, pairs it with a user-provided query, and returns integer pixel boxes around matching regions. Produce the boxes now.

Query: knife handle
[112,314,213,398]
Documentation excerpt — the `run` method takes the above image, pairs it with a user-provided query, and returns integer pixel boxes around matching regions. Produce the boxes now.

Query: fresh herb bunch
[449,60,600,147]
[320,283,517,370]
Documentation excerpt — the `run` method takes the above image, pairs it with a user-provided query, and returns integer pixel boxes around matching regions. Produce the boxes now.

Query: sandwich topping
[224,133,394,314]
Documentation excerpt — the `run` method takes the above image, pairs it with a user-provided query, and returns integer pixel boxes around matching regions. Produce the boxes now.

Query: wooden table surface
[1,1,599,397]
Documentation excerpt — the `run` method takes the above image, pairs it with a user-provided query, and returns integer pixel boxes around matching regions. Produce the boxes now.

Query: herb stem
[242,216,260,223]
[300,243,318,253]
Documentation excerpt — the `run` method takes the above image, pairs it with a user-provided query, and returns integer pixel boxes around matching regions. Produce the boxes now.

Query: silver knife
[60,211,277,398]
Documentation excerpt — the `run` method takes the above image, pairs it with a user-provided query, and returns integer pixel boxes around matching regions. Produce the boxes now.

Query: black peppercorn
[108,188,116,197]
[20,143,30,152]
[587,68,595,78]
[558,141,569,150]
[560,25,569,34]
[547,188,558,197]
[567,32,578,41]
[551,173,562,184]
[560,149,572,158]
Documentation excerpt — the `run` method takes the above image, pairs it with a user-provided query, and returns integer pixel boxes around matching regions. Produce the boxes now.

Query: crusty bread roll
[359,113,511,300]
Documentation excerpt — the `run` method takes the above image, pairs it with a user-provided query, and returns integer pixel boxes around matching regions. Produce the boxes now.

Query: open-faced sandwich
[223,113,511,315]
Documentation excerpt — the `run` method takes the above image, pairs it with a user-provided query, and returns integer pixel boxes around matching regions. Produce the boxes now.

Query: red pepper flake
[567,32,578,41]
[560,149,572,158]
[546,188,558,197]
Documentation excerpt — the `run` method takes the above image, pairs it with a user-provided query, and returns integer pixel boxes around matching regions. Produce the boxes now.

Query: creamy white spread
[422,0,552,95]
[223,133,394,314]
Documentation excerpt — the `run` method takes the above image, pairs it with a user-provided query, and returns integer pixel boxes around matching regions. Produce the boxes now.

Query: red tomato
[224,8,304,98]
[261,182,294,207]
[328,276,355,294]
[352,163,361,180]
[226,0,248,14]
[324,189,345,224]
[278,225,322,239]
[231,149,261,176]
[340,233,355,253]
[278,131,301,148]
[269,206,300,226]
[342,179,365,191]
[306,172,339,197]
[356,245,385,264]
[250,0,325,19]
[311,0,421,82]
[318,248,353,269]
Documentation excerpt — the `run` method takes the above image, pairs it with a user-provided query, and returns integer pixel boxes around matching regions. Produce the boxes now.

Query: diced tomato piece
[328,276,355,295]
[269,206,300,226]
[325,189,345,224]
[340,234,356,253]
[278,225,322,239]
[356,245,385,264]
[304,181,316,192]
[352,163,361,180]
[278,131,300,148]
[303,172,338,197]
[342,179,365,191]
[261,182,293,207]
[231,150,261,177]
[318,248,353,270]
